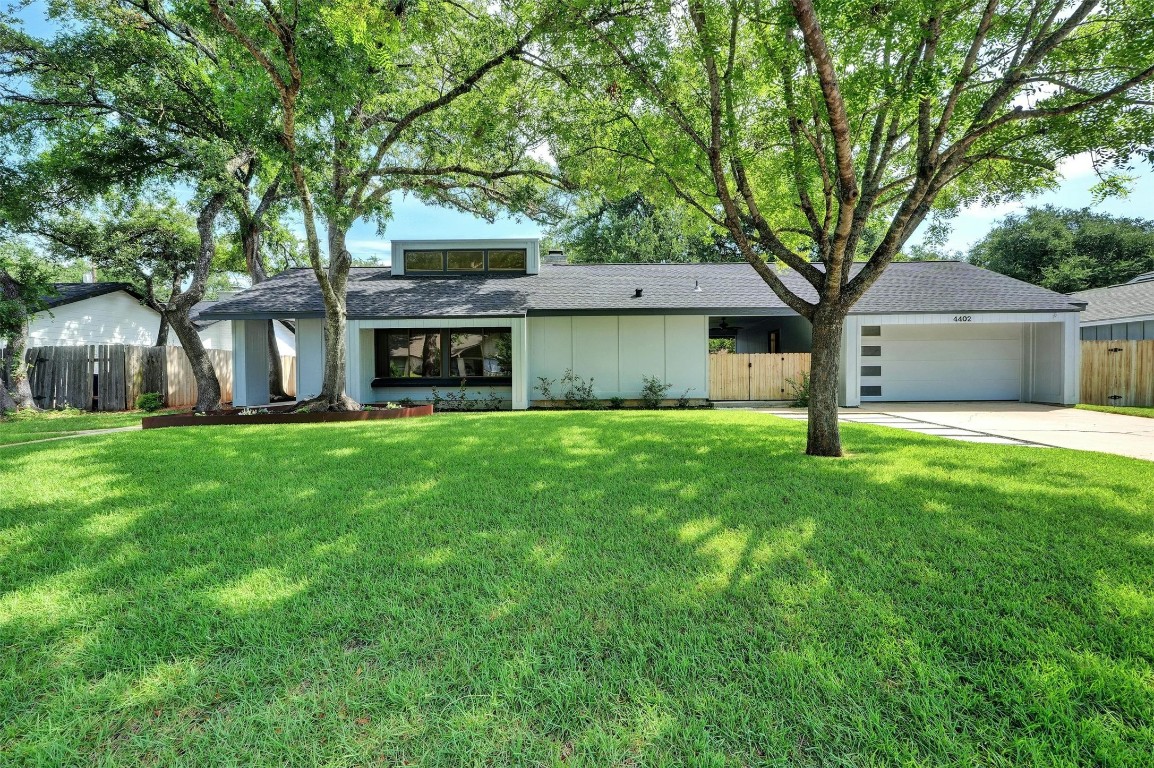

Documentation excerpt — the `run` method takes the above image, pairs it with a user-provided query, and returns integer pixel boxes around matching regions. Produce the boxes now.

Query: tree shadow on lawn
[0,411,1152,766]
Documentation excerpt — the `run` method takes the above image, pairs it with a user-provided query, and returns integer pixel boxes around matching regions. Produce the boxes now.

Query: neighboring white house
[201,238,1085,408]
[23,282,295,354]
[1072,272,1154,341]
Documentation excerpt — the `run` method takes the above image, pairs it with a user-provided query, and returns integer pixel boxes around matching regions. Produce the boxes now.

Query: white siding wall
[527,314,709,401]
[295,318,325,401]
[198,320,233,351]
[28,292,161,347]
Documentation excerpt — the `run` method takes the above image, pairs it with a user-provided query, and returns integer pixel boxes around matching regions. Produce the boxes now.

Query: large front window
[373,328,512,385]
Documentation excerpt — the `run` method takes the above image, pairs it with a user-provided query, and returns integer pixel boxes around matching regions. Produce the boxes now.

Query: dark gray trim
[861,365,882,376]
[849,308,1082,315]
[861,346,882,357]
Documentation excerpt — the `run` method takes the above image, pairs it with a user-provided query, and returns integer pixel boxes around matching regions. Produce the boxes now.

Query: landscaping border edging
[141,404,434,429]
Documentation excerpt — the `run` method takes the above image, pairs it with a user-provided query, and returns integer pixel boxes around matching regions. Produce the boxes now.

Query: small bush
[639,375,671,409]
[709,338,736,354]
[608,396,625,410]
[534,376,555,401]
[787,372,810,408]
[135,392,164,412]
[398,397,418,408]
[676,388,693,408]
[560,369,600,410]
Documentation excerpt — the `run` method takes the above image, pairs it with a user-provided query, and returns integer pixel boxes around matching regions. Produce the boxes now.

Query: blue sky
[12,2,1153,264]
[357,159,1153,264]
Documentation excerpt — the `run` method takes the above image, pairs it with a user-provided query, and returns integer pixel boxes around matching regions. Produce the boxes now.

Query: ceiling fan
[710,317,743,338]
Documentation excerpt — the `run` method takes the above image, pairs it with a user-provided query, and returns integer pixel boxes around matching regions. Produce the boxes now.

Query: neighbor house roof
[43,282,146,308]
[200,261,1085,320]
[1071,280,1154,323]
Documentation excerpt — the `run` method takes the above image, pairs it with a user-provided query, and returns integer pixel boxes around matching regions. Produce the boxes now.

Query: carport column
[511,316,529,410]
[1061,313,1080,405]
[838,316,862,407]
[232,319,270,407]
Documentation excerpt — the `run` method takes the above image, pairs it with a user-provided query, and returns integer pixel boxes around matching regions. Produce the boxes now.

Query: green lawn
[1078,403,1154,419]
[0,408,174,446]
[1,411,1152,766]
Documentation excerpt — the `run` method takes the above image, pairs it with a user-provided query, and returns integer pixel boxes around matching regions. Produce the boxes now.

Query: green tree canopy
[538,0,1154,455]
[969,206,1154,292]
[548,192,741,263]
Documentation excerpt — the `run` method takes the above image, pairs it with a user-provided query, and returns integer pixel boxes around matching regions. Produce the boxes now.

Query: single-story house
[21,282,295,354]
[1071,272,1154,341]
[201,238,1085,408]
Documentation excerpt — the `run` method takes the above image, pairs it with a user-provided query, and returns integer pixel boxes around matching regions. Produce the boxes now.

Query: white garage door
[860,322,1023,401]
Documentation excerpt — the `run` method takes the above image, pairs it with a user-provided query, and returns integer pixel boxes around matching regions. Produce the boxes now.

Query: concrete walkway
[859,402,1154,461]
[760,407,1042,447]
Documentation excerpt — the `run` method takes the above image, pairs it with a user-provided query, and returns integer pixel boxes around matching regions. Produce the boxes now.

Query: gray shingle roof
[200,261,1084,320]
[1071,281,1154,322]
[43,282,144,308]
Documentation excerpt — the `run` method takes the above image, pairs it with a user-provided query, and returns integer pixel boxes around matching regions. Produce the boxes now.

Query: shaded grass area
[1077,403,1154,419]
[0,408,175,446]
[1,411,1152,766]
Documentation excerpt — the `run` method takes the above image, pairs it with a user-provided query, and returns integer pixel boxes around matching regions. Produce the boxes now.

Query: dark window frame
[371,327,514,388]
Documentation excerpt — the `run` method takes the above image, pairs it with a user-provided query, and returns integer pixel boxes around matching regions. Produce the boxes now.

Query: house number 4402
[953,315,972,322]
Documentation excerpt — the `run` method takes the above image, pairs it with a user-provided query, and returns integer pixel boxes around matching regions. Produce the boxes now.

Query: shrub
[787,372,810,408]
[676,388,693,408]
[431,381,475,412]
[535,376,556,401]
[709,338,736,354]
[398,397,417,408]
[608,396,625,410]
[135,392,164,412]
[560,369,600,410]
[639,375,671,409]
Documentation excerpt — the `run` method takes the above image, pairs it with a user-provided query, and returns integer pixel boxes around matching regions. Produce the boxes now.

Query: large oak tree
[202,0,565,410]
[543,0,1154,455]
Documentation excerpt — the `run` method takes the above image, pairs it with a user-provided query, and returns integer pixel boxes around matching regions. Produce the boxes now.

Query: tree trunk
[266,321,290,400]
[167,310,223,412]
[806,309,844,457]
[1,328,36,411]
[155,313,170,346]
[167,192,231,412]
[299,225,359,411]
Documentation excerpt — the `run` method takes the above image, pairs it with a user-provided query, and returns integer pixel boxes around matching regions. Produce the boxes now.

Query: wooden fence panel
[281,355,297,397]
[164,347,234,408]
[125,345,167,408]
[710,352,811,401]
[1082,340,1154,407]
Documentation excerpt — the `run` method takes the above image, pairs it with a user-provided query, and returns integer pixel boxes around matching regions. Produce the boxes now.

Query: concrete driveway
[859,402,1154,461]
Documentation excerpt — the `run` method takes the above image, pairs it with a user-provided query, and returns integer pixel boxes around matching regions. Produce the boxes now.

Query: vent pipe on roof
[693,280,701,292]
[634,288,643,298]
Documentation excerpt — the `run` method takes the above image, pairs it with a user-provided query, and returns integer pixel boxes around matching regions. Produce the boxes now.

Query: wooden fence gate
[1081,340,1154,407]
[709,352,811,401]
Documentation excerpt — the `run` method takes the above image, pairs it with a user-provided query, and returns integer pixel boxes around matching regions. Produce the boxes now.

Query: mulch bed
[141,404,434,430]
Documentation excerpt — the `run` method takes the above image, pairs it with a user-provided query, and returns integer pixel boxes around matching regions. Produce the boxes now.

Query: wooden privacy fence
[709,352,811,401]
[1081,340,1154,407]
[16,344,297,410]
